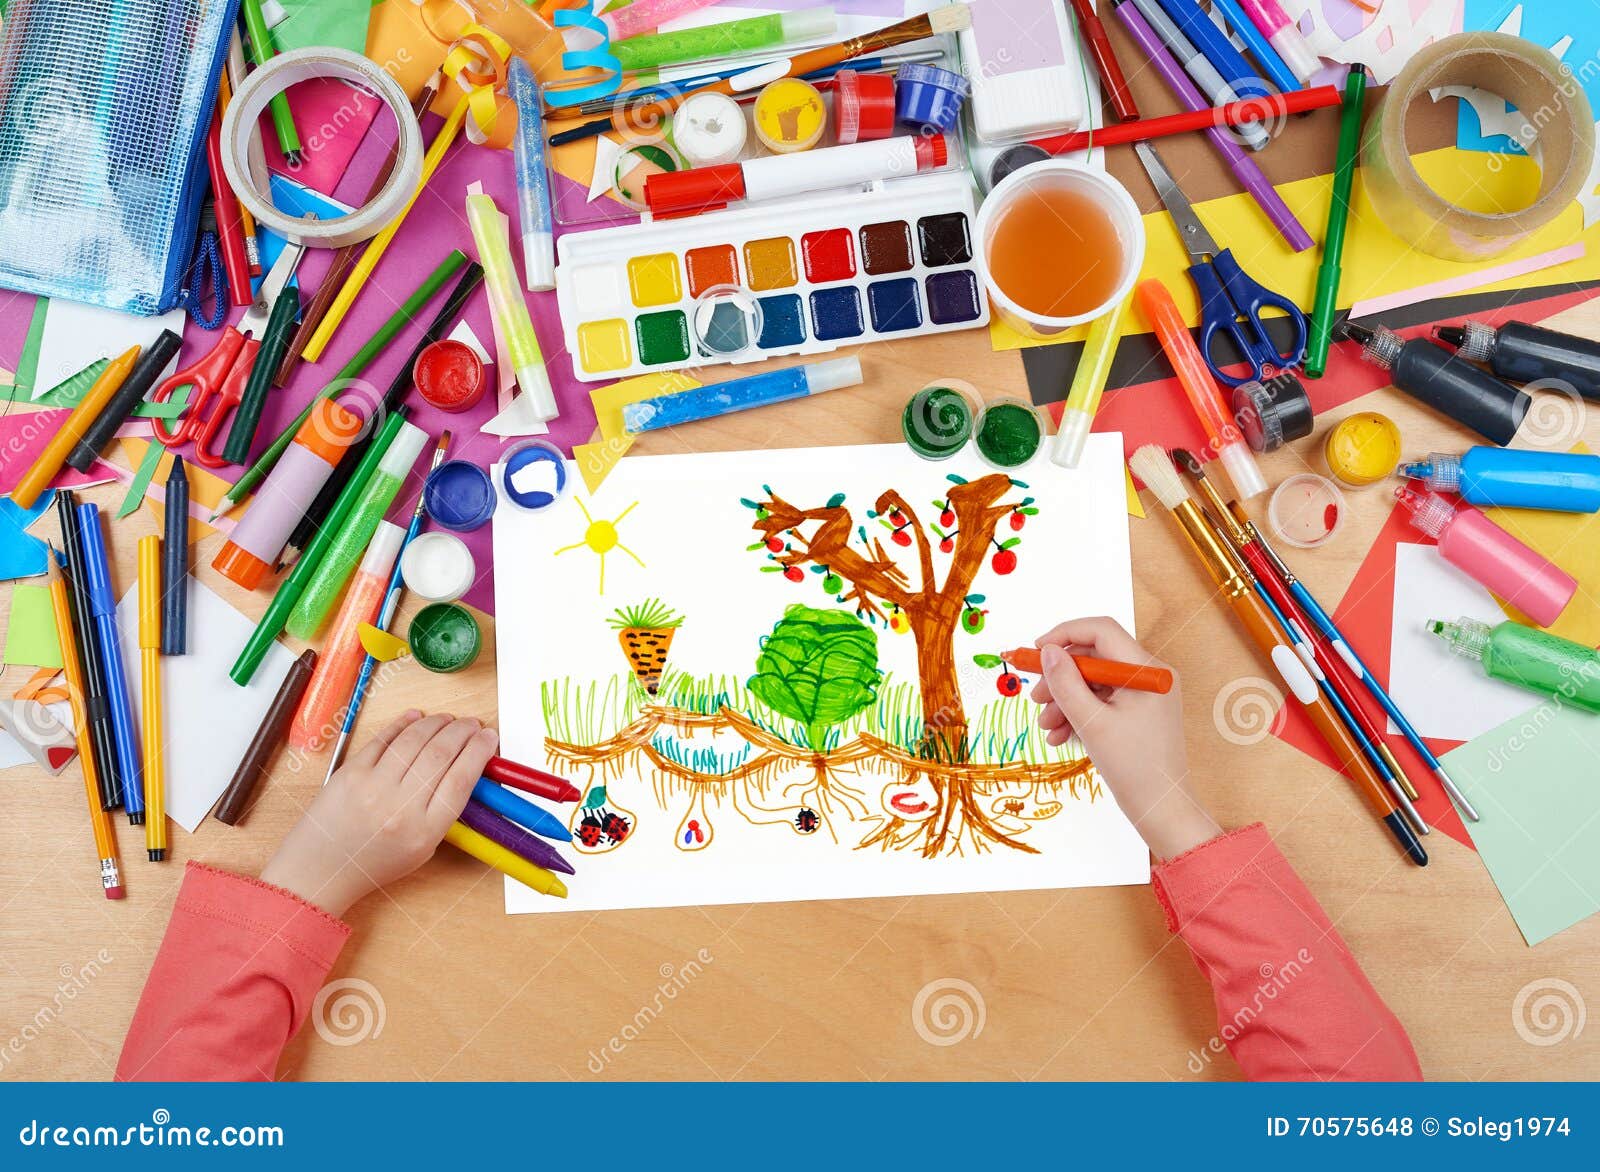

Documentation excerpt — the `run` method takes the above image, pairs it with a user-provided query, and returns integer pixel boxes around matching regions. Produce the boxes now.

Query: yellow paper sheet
[114,439,235,540]
[990,147,1600,352]
[1486,444,1600,646]
[1124,465,1143,519]
[573,371,702,491]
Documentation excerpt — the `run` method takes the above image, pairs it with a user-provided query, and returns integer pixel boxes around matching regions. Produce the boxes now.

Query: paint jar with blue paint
[499,438,570,512]
[895,64,969,133]
[424,460,497,532]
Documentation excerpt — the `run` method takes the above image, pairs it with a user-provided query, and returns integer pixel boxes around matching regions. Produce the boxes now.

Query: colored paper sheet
[116,437,167,519]
[114,581,294,833]
[0,290,40,392]
[1282,0,1464,85]
[0,493,51,582]
[114,438,237,543]
[574,371,701,491]
[362,0,453,104]
[990,147,1600,353]
[31,358,108,410]
[262,77,385,198]
[4,297,48,399]
[31,302,186,401]
[1481,445,1600,647]
[1387,542,1537,743]
[269,0,372,54]
[1442,702,1600,944]
[1347,244,1587,319]
[0,410,115,496]
[2,584,61,667]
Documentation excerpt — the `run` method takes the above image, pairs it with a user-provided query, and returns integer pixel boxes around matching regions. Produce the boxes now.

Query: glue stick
[289,522,404,752]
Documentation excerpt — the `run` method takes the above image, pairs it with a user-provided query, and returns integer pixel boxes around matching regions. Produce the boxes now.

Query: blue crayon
[473,778,571,842]
[78,503,145,825]
[623,357,862,434]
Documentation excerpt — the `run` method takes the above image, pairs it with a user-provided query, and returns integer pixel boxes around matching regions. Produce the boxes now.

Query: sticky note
[3,584,62,668]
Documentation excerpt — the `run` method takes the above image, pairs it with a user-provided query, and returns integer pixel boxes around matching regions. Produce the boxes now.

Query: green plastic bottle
[1427,617,1600,713]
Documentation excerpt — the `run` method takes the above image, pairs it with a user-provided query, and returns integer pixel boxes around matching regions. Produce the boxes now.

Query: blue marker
[1153,0,1275,107]
[77,503,144,825]
[1401,448,1600,513]
[473,779,572,843]
[509,58,555,293]
[623,357,863,434]
[1124,0,1268,151]
[1209,0,1300,95]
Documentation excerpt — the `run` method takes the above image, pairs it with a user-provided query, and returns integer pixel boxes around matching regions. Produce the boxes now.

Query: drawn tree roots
[545,706,1101,856]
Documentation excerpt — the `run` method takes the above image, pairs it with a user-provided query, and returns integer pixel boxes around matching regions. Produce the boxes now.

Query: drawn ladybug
[600,810,631,844]
[794,807,820,834]
[576,812,605,848]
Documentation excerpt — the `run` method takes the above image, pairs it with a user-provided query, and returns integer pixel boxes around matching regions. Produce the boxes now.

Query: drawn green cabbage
[748,605,882,751]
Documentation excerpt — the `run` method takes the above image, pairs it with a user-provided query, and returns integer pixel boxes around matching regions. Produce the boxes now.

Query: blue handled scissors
[1134,143,1307,387]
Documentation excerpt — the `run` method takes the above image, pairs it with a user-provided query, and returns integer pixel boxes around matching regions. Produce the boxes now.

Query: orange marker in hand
[1002,648,1173,694]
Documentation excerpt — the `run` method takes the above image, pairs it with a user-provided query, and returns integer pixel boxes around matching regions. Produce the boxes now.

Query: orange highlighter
[1002,648,1173,694]
[1136,278,1267,500]
[138,536,167,862]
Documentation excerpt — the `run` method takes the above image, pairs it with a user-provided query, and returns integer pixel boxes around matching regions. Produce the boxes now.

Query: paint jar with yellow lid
[1324,411,1402,486]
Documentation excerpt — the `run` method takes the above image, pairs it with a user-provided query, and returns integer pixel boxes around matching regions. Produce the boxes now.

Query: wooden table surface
[5,291,1600,1082]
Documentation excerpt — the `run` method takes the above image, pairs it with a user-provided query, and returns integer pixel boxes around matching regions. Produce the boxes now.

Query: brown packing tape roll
[1362,32,1595,261]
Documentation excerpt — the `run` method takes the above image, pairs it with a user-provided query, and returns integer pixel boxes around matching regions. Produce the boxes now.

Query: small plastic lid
[1231,374,1314,453]
[672,93,746,166]
[424,461,498,532]
[1220,443,1268,501]
[1271,31,1321,85]
[914,135,949,169]
[834,69,896,144]
[804,356,864,394]
[213,541,270,592]
[299,397,364,464]
[896,63,970,96]
[754,78,825,153]
[1050,407,1093,469]
[408,603,483,674]
[360,521,406,578]
[522,230,555,292]
[500,438,569,511]
[779,5,836,41]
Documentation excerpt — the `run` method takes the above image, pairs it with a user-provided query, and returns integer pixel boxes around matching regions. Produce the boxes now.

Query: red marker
[484,756,581,803]
[1002,648,1173,694]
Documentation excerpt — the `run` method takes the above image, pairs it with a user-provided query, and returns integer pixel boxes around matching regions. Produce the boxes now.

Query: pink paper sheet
[1348,243,1588,320]
[262,78,385,198]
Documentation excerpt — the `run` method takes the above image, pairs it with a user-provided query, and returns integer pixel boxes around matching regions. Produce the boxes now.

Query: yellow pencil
[137,536,167,862]
[9,346,140,510]
[46,550,124,899]
[300,95,471,362]
[445,822,568,898]
[217,70,261,271]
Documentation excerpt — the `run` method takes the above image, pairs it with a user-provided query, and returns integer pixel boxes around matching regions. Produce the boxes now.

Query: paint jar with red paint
[413,339,487,413]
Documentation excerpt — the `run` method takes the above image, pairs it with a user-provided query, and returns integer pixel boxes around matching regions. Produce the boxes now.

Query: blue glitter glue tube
[509,58,555,292]
[622,357,862,433]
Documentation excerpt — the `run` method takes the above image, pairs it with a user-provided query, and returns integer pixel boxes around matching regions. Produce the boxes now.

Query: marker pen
[623,357,864,432]
[1399,448,1600,513]
[78,503,145,824]
[1340,323,1529,446]
[1429,616,1600,713]
[1395,484,1576,627]
[644,134,946,214]
[1435,319,1600,400]
[1236,0,1320,84]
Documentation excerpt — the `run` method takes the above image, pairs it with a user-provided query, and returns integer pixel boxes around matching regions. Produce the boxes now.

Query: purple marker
[1113,0,1313,252]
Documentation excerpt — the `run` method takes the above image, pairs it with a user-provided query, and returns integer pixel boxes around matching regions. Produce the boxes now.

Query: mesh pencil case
[0,0,239,314]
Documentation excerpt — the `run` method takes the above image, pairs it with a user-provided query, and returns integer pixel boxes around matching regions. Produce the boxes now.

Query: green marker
[1305,65,1366,378]
[241,0,302,164]
[1428,617,1600,713]
[230,410,409,686]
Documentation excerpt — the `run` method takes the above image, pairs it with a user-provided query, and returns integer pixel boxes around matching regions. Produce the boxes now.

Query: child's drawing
[494,442,1148,913]
[554,497,643,593]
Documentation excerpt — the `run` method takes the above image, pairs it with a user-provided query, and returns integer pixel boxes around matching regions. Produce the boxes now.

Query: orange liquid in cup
[985,185,1126,320]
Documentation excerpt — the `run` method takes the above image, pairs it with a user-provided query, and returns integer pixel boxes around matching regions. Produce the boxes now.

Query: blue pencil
[1209,0,1300,94]
[77,503,144,825]
[473,778,572,843]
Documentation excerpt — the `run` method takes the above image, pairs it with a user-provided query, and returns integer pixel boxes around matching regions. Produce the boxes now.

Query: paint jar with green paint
[974,396,1046,469]
[409,603,482,674]
[902,384,976,460]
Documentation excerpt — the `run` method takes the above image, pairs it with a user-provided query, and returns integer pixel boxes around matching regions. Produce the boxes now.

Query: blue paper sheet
[1458,1,1599,153]
[0,491,53,582]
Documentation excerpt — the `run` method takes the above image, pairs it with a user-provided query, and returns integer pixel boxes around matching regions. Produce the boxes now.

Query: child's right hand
[1031,617,1220,860]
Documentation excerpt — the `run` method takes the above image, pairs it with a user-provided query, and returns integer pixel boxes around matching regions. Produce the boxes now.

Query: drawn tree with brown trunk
[746,472,1028,761]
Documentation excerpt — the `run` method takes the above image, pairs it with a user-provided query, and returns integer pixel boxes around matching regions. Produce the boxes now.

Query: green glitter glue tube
[610,7,835,72]
[288,421,429,641]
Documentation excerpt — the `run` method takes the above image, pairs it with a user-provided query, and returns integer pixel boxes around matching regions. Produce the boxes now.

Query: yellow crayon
[9,346,140,509]
[445,822,568,898]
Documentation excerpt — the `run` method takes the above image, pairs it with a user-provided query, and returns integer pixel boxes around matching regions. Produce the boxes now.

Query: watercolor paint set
[556,171,987,380]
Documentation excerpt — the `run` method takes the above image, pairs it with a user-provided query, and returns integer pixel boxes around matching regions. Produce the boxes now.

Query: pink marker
[1238,0,1321,84]
[1396,484,1577,627]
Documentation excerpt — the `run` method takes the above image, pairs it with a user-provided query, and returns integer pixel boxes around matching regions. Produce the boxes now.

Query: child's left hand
[260,710,499,916]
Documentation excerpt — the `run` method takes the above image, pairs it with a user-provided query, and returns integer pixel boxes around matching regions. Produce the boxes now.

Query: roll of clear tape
[1362,32,1595,262]
[221,47,425,249]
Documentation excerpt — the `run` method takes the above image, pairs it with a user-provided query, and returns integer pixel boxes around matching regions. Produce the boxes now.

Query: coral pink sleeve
[117,862,351,1082]
[1152,823,1422,1082]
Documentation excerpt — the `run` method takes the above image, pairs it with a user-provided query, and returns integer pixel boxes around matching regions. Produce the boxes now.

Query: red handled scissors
[150,241,305,468]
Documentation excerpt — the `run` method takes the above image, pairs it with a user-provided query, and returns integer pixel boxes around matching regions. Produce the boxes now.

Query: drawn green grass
[543,670,1083,764]
[606,598,685,629]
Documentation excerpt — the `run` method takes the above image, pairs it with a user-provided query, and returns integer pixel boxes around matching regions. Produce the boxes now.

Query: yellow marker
[9,346,140,510]
[137,535,167,863]
[46,553,123,899]
[445,822,568,898]
[301,95,471,362]
[1051,293,1129,470]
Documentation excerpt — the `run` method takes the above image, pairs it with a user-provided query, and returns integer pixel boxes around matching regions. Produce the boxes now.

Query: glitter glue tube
[466,192,557,421]
[1136,278,1267,499]
[287,422,428,641]
[289,521,404,752]
[1395,484,1577,627]
[213,399,364,590]
[601,0,726,42]
[1400,447,1600,513]
[609,8,835,73]
[1428,616,1600,713]
[508,58,555,292]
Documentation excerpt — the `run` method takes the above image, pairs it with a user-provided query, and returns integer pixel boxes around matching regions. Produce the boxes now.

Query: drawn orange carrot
[607,599,684,695]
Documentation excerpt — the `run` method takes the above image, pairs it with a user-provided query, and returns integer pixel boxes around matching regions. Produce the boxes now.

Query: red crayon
[483,756,581,803]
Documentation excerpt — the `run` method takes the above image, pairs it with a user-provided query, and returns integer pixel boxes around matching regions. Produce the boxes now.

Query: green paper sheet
[3,584,62,668]
[10,299,48,398]
[272,0,372,54]
[31,358,109,409]
[1443,703,1600,946]
[118,440,167,518]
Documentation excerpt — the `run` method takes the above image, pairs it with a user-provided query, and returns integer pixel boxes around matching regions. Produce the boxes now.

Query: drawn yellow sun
[554,498,644,594]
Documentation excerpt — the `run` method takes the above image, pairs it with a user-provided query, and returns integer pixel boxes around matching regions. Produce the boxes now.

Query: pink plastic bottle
[1395,484,1577,627]
[289,522,405,752]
